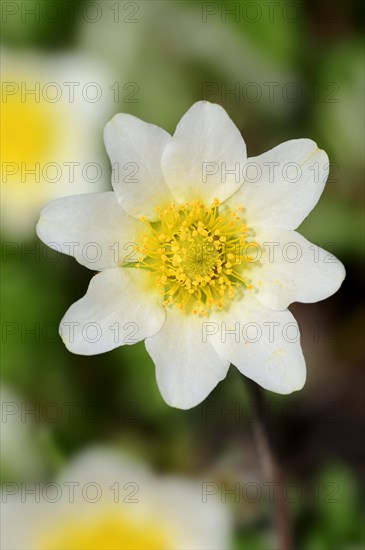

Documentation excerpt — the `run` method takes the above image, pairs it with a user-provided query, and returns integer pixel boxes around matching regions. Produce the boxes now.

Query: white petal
[56,447,150,487]
[230,139,329,229]
[162,101,247,204]
[152,479,232,550]
[36,192,142,270]
[0,495,52,549]
[1,447,231,550]
[145,308,230,409]
[58,448,230,550]
[60,268,165,355]
[104,113,174,219]
[209,293,306,394]
[248,228,346,310]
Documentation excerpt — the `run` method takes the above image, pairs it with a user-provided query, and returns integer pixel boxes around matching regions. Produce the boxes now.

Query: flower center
[1,74,58,169]
[37,511,170,549]
[133,199,258,316]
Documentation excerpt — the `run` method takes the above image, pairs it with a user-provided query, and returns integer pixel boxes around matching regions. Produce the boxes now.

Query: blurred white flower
[1,48,113,238]
[37,101,345,408]
[1,447,231,550]
[0,385,47,480]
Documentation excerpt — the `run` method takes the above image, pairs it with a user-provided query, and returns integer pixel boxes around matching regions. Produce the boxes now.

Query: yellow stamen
[132,199,259,315]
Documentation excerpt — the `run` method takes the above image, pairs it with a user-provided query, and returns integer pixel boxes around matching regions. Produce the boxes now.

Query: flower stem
[245,378,293,550]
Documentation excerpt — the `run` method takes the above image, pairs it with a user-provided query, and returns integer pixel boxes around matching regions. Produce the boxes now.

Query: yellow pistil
[1,75,60,173]
[133,199,258,315]
[38,511,170,550]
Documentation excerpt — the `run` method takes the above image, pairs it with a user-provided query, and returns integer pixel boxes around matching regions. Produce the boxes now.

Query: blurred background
[1,1,364,548]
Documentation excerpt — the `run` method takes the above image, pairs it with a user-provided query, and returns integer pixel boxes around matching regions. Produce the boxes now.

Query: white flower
[1,48,112,238]
[1,448,231,550]
[37,101,345,409]
[0,385,48,480]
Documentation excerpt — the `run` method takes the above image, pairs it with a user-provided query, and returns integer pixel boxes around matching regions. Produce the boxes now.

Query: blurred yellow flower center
[135,199,258,315]
[38,512,170,550]
[1,82,57,170]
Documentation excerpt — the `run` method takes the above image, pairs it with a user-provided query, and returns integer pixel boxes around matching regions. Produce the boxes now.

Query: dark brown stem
[246,378,293,550]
